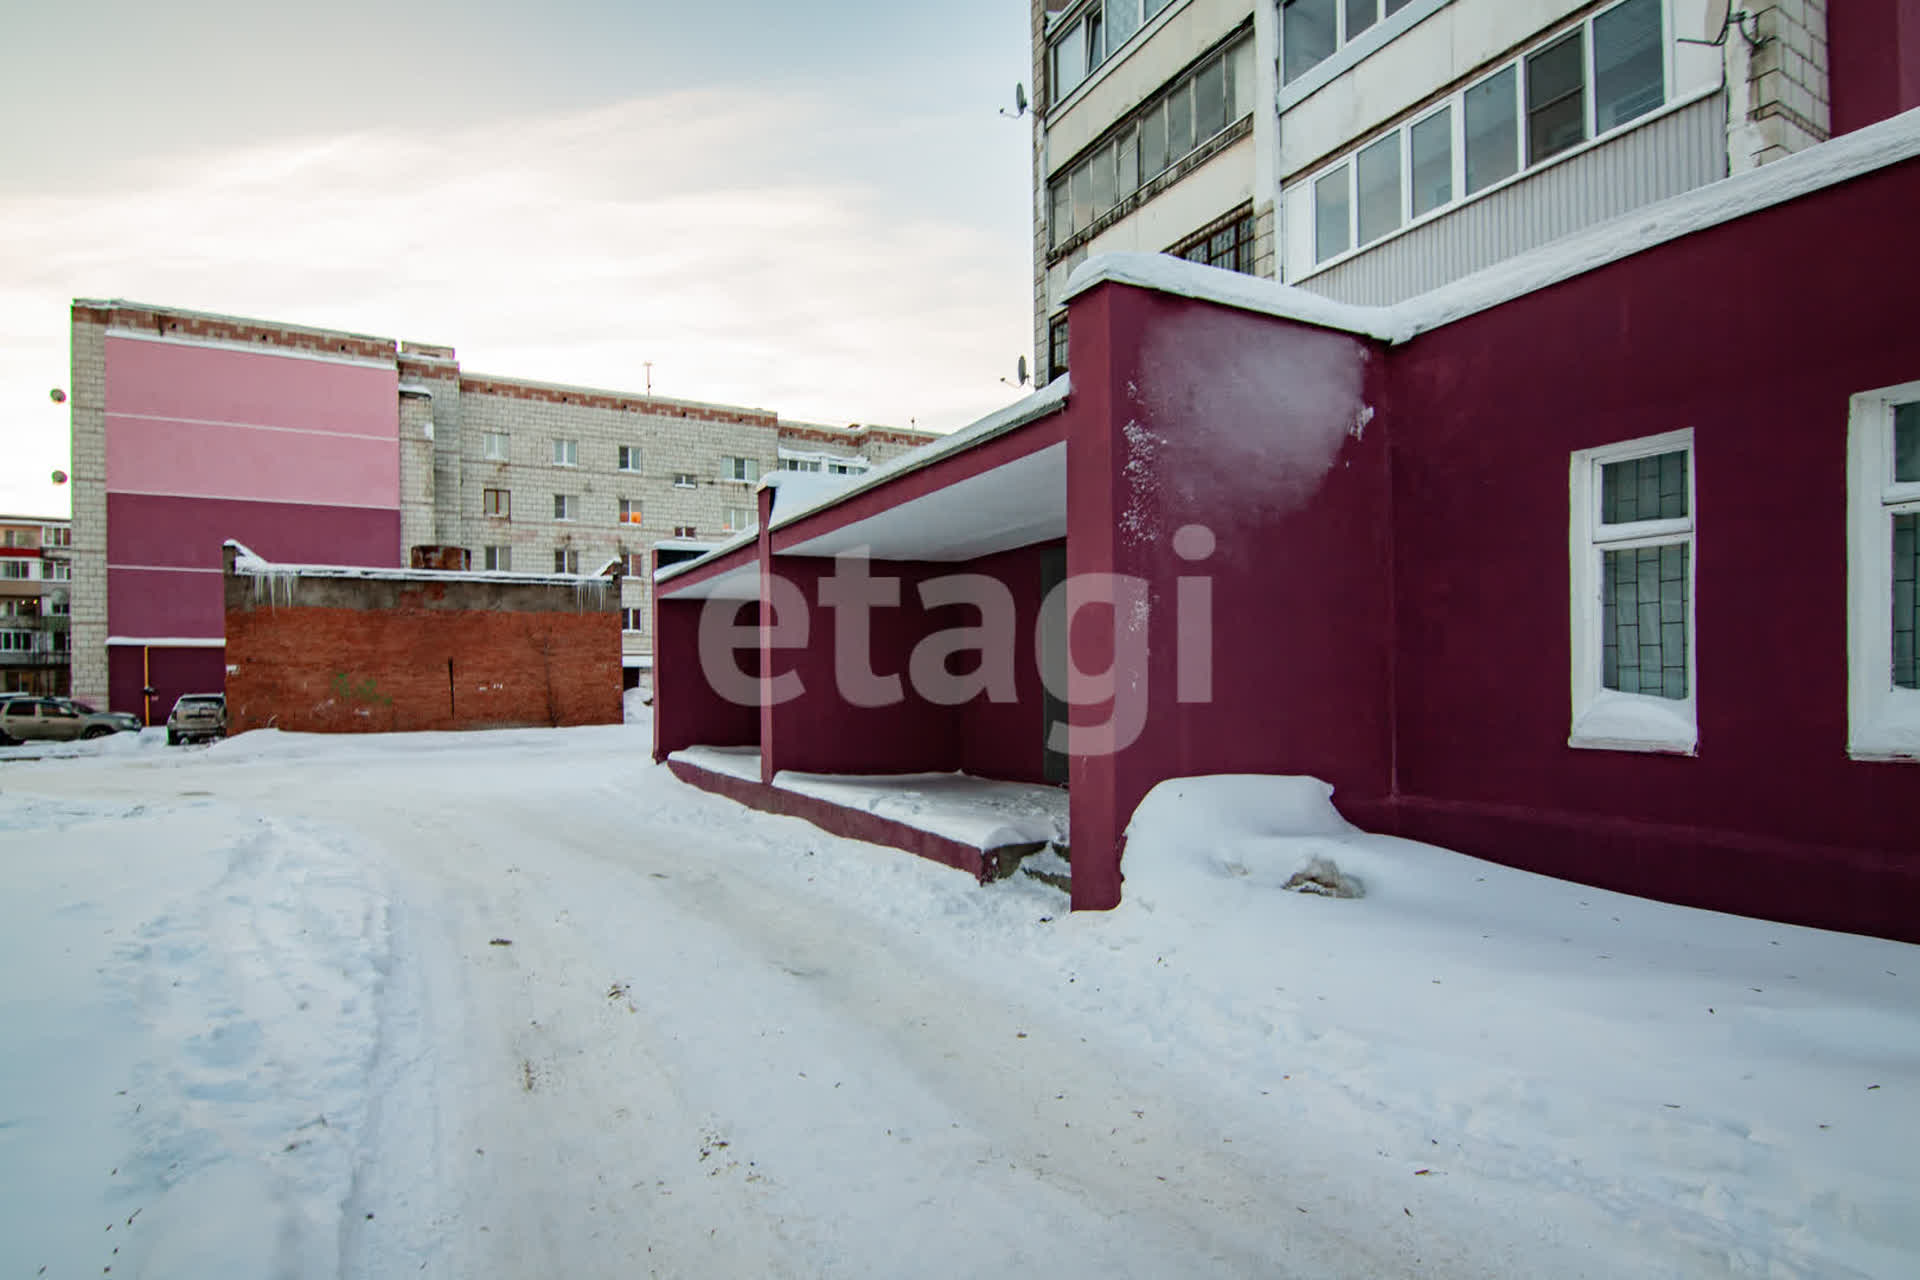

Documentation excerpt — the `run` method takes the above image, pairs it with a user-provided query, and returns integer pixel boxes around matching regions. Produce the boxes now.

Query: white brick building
[66,300,934,707]
[1033,0,1856,379]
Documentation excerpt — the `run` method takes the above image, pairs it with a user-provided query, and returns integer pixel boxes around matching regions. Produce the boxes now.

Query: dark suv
[166,693,227,746]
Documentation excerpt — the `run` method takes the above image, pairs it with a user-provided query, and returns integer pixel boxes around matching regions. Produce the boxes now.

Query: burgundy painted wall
[1386,158,1920,939]
[1066,284,1395,909]
[109,646,226,728]
[1829,0,1920,135]
[753,547,1058,782]
[955,542,1055,786]
[763,558,962,777]
[106,493,401,647]
[652,596,761,761]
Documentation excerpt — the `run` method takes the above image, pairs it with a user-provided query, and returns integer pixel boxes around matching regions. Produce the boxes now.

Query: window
[672,525,698,538]
[1284,0,1420,84]
[783,457,823,473]
[1047,34,1255,251]
[622,607,645,634]
[553,493,577,521]
[723,506,756,533]
[1409,106,1453,218]
[1846,381,1920,761]
[1314,163,1351,263]
[627,553,648,576]
[47,597,69,617]
[619,498,643,525]
[553,438,578,467]
[51,631,69,654]
[1465,66,1521,195]
[482,432,510,461]
[1049,1,1179,104]
[1048,313,1071,383]
[1526,30,1586,164]
[1171,207,1257,275]
[554,549,580,574]
[1568,430,1696,754]
[1355,132,1402,246]
[483,488,510,518]
[47,561,70,581]
[1297,0,1667,269]
[1594,0,1665,133]
[2,560,33,580]
[483,545,511,571]
[723,456,760,483]
[617,445,643,472]
[43,527,70,548]
[828,461,867,476]
[672,472,698,489]
[0,631,34,653]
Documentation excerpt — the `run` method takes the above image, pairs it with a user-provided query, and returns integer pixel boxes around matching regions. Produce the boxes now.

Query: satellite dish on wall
[1704,0,1731,41]
[51,470,68,485]
[49,388,66,404]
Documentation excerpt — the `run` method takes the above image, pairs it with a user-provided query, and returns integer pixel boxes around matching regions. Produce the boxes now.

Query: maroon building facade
[655,107,1920,942]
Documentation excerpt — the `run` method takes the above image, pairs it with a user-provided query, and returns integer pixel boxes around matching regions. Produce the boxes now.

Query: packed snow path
[3,717,1915,1278]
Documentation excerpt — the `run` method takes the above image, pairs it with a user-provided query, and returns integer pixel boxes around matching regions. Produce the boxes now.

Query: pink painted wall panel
[103,335,398,440]
[107,413,399,508]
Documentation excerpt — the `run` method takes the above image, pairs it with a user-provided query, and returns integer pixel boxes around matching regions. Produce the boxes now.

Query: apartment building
[67,300,933,719]
[0,515,73,697]
[1032,0,1913,377]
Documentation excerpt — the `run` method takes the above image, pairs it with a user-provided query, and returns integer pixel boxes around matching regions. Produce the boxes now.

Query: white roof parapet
[222,539,599,588]
[655,377,1073,587]
[1066,104,1920,346]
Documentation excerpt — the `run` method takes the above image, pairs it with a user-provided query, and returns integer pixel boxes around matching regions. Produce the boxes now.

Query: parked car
[166,693,227,746]
[0,696,142,744]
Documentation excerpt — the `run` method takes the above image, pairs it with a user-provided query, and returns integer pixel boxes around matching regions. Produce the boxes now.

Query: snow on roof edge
[1065,105,1920,345]
[655,378,1072,588]
[223,540,615,589]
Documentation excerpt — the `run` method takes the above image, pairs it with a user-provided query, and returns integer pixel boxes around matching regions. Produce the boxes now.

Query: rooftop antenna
[1000,355,1030,388]
[999,83,1029,119]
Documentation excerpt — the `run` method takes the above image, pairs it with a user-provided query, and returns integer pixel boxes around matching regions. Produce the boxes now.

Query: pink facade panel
[107,413,399,508]
[103,335,398,440]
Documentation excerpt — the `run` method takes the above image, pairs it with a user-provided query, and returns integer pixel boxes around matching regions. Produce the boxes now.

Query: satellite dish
[1015,83,1028,115]
[1017,355,1030,386]
[1704,0,1731,41]
[51,470,68,485]
[49,388,66,404]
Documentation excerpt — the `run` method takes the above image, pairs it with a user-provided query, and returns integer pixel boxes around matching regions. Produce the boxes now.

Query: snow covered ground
[2,697,1914,1278]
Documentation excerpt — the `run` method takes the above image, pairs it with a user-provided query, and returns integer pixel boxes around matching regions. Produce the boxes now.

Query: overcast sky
[0,0,1036,517]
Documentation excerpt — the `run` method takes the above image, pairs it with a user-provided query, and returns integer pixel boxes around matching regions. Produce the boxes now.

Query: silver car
[0,696,142,744]
[166,693,227,746]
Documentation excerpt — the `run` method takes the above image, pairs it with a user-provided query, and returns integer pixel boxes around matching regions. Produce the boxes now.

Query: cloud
[0,88,1034,513]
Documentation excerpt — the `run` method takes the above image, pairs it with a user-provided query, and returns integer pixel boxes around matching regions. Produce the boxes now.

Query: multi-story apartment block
[0,515,73,697]
[68,300,933,720]
[1033,0,1915,377]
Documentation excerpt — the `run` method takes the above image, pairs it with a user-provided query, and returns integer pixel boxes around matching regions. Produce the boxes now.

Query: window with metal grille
[1847,382,1920,760]
[1568,430,1696,753]
[1172,207,1256,275]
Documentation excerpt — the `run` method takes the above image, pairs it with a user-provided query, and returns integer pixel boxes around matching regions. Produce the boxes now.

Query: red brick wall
[227,602,621,734]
